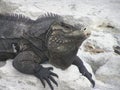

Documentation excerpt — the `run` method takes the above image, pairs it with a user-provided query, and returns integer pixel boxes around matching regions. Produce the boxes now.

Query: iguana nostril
[86,32,91,36]
[84,30,91,37]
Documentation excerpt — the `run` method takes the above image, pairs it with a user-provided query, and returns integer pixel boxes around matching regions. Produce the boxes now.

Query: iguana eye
[60,22,75,33]
[63,25,70,29]
[61,22,71,29]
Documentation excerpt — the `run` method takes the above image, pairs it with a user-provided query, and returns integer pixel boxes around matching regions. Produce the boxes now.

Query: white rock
[95,55,120,90]
[0,61,6,67]
[77,31,118,72]
[0,60,94,90]
[1,0,120,27]
[77,31,120,90]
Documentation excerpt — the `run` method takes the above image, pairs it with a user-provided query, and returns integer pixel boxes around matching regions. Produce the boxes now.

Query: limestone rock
[95,55,120,90]
[77,31,118,72]
[0,60,94,90]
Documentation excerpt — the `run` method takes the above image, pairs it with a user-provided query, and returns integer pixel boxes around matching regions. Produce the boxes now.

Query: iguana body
[0,13,95,90]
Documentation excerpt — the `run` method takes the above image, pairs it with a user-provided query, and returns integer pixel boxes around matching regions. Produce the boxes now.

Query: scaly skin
[0,13,95,90]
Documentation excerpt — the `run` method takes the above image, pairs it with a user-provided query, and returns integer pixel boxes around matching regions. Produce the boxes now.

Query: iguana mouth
[64,30,85,37]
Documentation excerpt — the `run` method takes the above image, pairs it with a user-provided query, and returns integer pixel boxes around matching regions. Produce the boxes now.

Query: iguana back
[0,13,63,55]
[0,14,33,53]
[0,14,33,38]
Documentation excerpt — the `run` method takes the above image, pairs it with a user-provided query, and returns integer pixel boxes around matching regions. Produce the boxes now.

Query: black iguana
[0,13,95,90]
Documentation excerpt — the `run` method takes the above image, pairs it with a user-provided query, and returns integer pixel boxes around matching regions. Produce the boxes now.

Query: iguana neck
[48,35,78,52]
[46,29,79,69]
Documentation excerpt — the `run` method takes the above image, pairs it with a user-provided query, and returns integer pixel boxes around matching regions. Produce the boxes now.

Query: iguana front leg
[72,56,95,87]
[12,51,58,90]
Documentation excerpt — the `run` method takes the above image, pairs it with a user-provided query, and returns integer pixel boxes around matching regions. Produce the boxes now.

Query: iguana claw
[34,65,58,90]
[79,67,95,87]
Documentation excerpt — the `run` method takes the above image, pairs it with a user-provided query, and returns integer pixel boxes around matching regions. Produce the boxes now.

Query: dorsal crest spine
[0,13,33,23]
[36,12,62,22]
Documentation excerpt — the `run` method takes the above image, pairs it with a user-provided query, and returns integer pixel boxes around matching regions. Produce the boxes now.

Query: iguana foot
[79,66,95,87]
[13,51,58,90]
[34,65,58,90]
[72,56,95,87]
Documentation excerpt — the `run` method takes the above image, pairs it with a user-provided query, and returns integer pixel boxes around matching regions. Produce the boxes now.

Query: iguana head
[48,21,89,47]
[47,21,90,69]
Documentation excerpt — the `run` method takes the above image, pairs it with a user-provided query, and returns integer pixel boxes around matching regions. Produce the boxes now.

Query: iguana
[0,13,95,90]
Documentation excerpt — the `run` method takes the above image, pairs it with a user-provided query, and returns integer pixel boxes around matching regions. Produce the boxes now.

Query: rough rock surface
[95,55,120,90]
[0,0,120,90]
[77,30,120,90]
[0,60,94,90]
